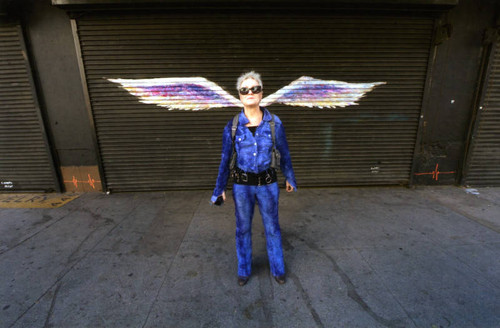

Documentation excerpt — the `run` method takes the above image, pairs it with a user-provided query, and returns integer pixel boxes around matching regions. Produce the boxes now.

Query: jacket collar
[238,107,271,125]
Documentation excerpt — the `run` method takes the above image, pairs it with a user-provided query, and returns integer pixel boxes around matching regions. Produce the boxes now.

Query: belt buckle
[241,172,248,183]
[265,173,272,184]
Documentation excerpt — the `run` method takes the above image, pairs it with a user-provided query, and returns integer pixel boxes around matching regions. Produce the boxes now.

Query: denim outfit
[212,108,297,278]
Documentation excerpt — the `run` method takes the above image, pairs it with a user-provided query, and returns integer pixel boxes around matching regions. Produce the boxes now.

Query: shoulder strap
[231,114,239,143]
[229,114,239,170]
[270,114,276,148]
[231,113,239,158]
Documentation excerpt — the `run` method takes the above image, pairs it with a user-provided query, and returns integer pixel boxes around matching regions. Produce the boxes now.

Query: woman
[211,71,297,286]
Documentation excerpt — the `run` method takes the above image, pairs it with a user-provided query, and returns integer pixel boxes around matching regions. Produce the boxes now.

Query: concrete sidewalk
[1,186,499,327]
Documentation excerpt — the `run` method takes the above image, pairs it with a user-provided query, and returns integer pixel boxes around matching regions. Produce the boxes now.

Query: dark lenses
[239,86,262,95]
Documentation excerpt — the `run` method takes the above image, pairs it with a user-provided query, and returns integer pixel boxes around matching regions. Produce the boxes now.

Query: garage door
[0,23,58,192]
[74,11,434,191]
[463,36,500,186]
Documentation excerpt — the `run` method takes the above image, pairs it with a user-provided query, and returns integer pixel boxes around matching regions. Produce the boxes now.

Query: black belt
[232,167,277,186]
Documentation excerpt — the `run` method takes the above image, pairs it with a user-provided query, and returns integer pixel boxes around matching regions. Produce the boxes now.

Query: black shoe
[238,276,249,286]
[274,275,286,284]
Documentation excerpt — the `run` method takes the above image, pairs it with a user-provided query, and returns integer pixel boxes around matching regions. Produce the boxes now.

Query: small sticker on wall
[1,181,13,189]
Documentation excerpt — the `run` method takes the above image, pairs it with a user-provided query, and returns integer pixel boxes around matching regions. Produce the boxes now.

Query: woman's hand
[285,181,295,192]
[212,191,226,206]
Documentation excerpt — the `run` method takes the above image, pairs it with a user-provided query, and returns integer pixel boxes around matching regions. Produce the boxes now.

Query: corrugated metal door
[0,23,59,192]
[74,11,434,191]
[463,36,500,186]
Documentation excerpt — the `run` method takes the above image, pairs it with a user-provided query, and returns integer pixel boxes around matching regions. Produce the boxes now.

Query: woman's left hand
[285,181,295,192]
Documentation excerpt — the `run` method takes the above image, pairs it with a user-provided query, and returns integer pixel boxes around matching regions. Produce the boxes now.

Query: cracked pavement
[1,186,499,327]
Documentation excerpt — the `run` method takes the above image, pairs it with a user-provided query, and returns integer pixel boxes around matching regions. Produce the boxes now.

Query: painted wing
[260,76,386,108]
[108,77,242,110]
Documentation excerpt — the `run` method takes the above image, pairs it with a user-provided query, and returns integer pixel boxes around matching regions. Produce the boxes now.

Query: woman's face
[239,78,263,107]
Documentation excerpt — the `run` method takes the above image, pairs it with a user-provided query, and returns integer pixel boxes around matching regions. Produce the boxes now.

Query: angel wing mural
[108,76,385,110]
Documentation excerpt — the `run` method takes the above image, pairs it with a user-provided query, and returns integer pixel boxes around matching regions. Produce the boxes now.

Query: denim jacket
[211,108,297,202]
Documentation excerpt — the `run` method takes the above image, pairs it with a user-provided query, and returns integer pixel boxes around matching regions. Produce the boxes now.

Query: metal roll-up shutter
[74,12,434,191]
[463,37,500,186]
[0,23,58,192]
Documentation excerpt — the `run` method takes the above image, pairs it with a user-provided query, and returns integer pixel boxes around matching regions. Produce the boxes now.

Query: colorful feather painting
[259,76,386,108]
[107,77,242,110]
[108,76,385,110]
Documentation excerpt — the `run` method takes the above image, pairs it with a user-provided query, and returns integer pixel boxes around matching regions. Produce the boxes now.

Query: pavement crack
[288,272,324,328]
[355,250,419,328]
[0,207,80,256]
[43,282,62,328]
[8,196,142,328]
[65,211,114,265]
[287,233,401,328]
[0,198,110,257]
[422,193,500,235]
[256,270,274,326]
[141,192,199,328]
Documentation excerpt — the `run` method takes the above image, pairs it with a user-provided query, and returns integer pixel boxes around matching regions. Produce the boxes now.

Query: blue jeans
[232,182,285,277]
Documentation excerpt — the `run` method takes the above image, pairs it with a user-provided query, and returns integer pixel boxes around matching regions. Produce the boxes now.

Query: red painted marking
[87,174,96,189]
[64,174,101,189]
[414,164,456,181]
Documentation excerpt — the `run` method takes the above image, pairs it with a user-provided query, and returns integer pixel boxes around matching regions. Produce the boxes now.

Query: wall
[413,0,500,184]
[13,0,500,189]
[22,0,102,191]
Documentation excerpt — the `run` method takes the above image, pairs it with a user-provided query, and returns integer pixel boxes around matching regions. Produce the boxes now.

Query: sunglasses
[239,86,262,95]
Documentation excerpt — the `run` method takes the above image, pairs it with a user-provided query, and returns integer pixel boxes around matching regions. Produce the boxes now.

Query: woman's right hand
[212,191,226,205]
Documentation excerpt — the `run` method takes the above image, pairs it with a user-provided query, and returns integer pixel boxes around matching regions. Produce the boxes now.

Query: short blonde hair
[236,71,263,90]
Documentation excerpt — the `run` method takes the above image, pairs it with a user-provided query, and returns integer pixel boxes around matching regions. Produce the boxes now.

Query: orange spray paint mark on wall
[414,164,455,181]
[65,174,101,189]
